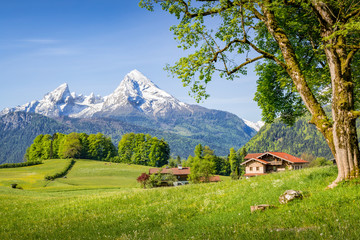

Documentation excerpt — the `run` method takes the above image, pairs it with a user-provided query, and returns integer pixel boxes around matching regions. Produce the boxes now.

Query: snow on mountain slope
[1,70,262,133]
[243,119,264,132]
[0,70,192,118]
[100,69,191,116]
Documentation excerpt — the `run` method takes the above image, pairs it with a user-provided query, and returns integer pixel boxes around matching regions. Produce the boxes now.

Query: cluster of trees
[183,144,247,182]
[25,132,171,167]
[116,133,170,167]
[25,132,117,161]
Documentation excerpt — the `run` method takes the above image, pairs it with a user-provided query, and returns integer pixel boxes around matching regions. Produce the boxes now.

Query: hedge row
[45,159,76,180]
[0,160,43,169]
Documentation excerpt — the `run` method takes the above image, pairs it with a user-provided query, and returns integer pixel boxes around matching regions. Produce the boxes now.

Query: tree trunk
[312,0,360,187]
[330,113,360,187]
[262,1,360,187]
[325,43,360,188]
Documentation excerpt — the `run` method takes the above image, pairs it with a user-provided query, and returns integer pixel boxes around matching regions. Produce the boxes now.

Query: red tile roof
[244,153,263,159]
[240,158,270,165]
[261,152,308,163]
[209,175,221,182]
[149,167,191,175]
[200,175,221,182]
[244,173,267,177]
[244,152,308,164]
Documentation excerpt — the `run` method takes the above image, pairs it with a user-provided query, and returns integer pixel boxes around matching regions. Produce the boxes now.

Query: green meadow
[0,160,359,239]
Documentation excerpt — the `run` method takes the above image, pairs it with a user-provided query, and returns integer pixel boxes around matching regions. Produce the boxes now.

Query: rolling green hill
[0,161,359,239]
[0,159,151,190]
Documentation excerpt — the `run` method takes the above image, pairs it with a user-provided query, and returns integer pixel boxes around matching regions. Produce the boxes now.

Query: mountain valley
[0,70,259,163]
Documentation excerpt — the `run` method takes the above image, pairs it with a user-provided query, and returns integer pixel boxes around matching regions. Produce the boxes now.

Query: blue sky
[0,1,262,122]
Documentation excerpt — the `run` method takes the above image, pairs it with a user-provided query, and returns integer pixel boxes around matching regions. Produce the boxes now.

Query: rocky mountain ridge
[0,70,261,163]
[1,70,261,131]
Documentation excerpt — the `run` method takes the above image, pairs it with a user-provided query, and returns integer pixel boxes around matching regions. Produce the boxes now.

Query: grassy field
[0,159,151,190]
[0,160,359,239]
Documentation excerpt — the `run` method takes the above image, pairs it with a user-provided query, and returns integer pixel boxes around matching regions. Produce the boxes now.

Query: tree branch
[343,48,359,74]
[175,0,235,18]
[224,55,265,75]
[345,7,360,21]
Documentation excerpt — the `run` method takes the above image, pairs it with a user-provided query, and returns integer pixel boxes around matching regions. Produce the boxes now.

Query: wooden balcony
[269,161,282,166]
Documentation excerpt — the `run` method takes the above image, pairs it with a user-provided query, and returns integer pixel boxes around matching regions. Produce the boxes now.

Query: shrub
[0,160,43,169]
[44,159,76,181]
[137,173,150,189]
[10,183,23,190]
[309,157,333,168]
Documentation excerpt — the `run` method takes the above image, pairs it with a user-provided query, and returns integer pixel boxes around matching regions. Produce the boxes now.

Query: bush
[0,160,43,169]
[44,159,76,180]
[309,157,333,168]
[10,183,23,190]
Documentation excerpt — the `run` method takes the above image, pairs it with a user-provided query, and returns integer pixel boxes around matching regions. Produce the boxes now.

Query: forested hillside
[0,111,250,164]
[0,112,73,164]
[245,113,360,159]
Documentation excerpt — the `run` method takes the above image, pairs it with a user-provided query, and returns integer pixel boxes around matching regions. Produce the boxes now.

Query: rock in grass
[279,190,303,204]
[250,204,276,212]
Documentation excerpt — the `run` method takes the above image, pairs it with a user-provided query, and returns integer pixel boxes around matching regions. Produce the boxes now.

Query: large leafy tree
[59,132,83,159]
[140,0,360,187]
[117,133,170,167]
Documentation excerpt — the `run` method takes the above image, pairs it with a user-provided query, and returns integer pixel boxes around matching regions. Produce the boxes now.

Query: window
[256,167,259,171]
[250,167,253,171]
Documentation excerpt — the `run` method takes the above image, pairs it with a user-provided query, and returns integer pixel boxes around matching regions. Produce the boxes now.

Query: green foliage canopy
[139,0,359,123]
[117,133,170,167]
[25,132,116,161]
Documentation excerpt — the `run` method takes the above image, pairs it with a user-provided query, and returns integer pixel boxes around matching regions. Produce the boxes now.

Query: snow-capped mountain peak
[102,69,190,117]
[43,83,71,104]
[0,69,195,118]
[3,70,268,122]
[243,119,264,132]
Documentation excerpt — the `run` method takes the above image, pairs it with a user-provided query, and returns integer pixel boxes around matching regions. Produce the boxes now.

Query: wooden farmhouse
[149,165,221,186]
[149,165,191,186]
[241,152,309,177]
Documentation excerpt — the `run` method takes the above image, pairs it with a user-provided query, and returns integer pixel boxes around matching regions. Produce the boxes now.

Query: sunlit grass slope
[1,165,359,239]
[0,159,69,189]
[0,159,151,190]
[52,159,151,189]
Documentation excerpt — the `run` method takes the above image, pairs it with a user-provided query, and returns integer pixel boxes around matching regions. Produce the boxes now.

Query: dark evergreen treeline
[25,132,117,162]
[116,133,170,167]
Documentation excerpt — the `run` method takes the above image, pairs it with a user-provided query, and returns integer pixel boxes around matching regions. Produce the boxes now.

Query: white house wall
[245,161,266,174]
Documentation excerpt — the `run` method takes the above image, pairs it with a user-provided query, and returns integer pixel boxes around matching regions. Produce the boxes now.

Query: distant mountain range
[0,70,262,164]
